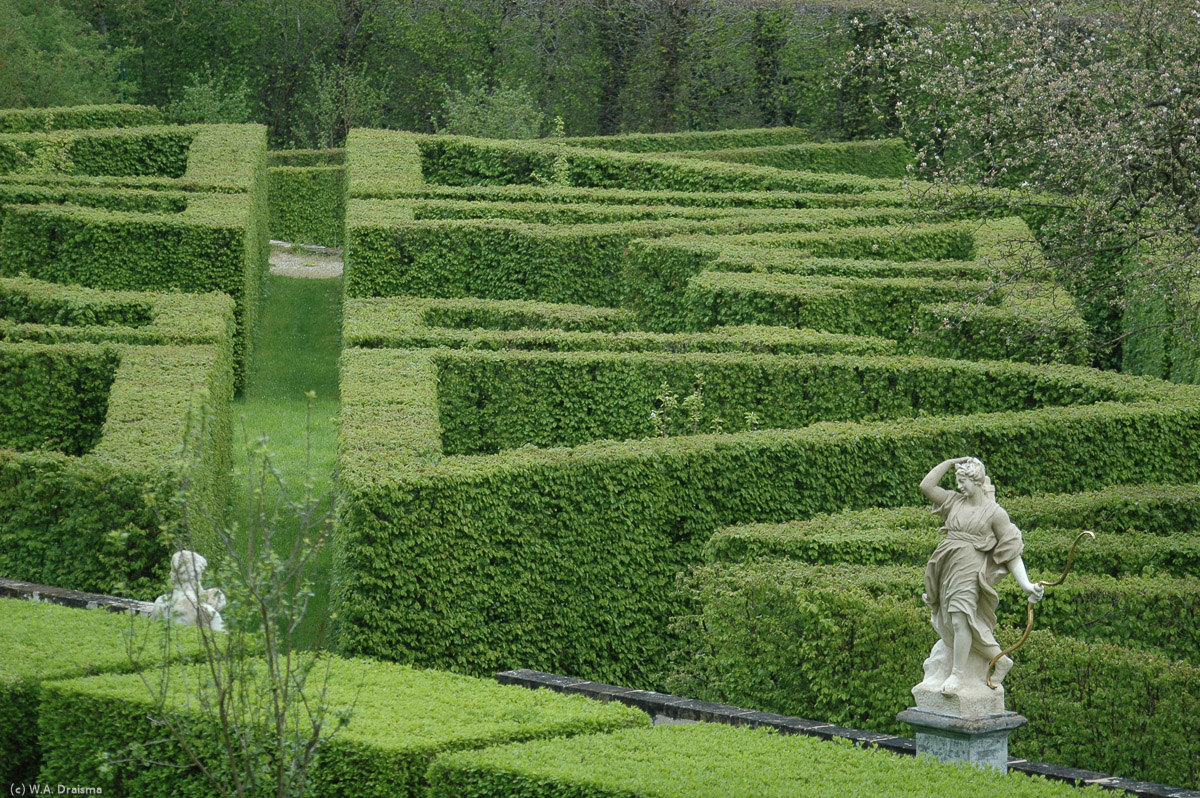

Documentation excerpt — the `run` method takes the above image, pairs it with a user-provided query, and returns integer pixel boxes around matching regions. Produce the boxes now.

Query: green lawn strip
[233,272,341,648]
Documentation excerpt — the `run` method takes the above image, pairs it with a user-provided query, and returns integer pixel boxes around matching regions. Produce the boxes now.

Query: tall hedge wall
[0,124,269,388]
[268,164,346,247]
[707,482,1200,576]
[335,343,1200,687]
[672,138,912,178]
[556,127,811,153]
[38,656,648,798]
[416,136,907,194]
[0,127,194,178]
[670,560,1200,788]
[343,296,896,356]
[0,337,233,599]
[0,105,163,134]
[344,208,928,307]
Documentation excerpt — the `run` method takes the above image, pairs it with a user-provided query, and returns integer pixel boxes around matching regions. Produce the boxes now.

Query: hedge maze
[334,123,1200,789]
[0,110,259,599]
[4,108,1200,791]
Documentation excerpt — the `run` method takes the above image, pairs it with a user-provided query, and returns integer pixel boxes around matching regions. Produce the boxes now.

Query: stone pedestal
[897,708,1026,772]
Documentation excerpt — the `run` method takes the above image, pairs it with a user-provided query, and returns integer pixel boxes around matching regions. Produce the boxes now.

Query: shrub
[37,657,649,798]
[0,105,162,134]
[335,343,1200,686]
[672,138,913,178]
[670,560,1200,788]
[342,296,896,356]
[0,124,269,388]
[0,599,205,786]
[429,724,1101,798]
[268,164,346,246]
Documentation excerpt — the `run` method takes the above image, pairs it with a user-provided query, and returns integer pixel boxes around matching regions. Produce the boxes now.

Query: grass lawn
[232,271,342,648]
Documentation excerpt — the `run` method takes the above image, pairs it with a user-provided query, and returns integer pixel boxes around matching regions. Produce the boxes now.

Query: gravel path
[269,243,343,278]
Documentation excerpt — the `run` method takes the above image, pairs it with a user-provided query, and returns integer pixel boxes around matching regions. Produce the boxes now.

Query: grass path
[232,272,342,648]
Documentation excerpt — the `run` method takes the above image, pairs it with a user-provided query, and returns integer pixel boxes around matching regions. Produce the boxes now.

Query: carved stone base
[911,680,1005,720]
[897,708,1027,772]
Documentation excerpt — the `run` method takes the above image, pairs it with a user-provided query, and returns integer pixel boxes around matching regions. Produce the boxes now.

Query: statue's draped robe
[924,492,1024,653]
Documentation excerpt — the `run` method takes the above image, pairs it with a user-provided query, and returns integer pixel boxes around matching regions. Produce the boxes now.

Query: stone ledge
[495,668,1200,798]
[0,577,155,615]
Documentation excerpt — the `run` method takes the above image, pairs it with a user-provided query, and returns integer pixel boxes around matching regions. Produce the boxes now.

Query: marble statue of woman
[916,457,1043,700]
[150,550,226,632]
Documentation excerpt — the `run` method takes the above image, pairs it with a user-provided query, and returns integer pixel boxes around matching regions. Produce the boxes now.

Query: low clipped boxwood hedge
[428,723,1099,798]
[0,124,269,388]
[0,599,204,786]
[0,105,162,134]
[38,656,649,798]
[335,342,1200,687]
[670,560,1200,789]
[342,295,896,356]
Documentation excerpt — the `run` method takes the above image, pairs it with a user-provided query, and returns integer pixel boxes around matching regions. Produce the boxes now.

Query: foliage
[38,655,648,797]
[437,74,546,139]
[165,69,253,125]
[0,342,233,597]
[847,0,1200,368]
[0,599,206,785]
[342,295,895,356]
[268,165,346,247]
[335,339,1200,685]
[0,124,270,388]
[430,724,1104,798]
[669,560,1200,788]
[0,0,134,109]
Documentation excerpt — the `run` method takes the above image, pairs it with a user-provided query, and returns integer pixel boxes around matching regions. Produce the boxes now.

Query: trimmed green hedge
[335,342,1200,686]
[708,483,1200,578]
[38,656,649,798]
[622,221,979,332]
[431,350,1152,455]
[352,181,913,209]
[0,105,162,134]
[267,147,345,167]
[416,136,907,194]
[0,124,269,388]
[684,272,994,339]
[346,128,423,198]
[343,296,897,356]
[673,138,912,179]
[0,341,233,598]
[429,724,1101,798]
[268,164,346,246]
[0,127,194,178]
[556,126,811,152]
[0,277,236,348]
[670,560,1200,788]
[0,343,117,455]
[344,208,925,307]
[0,599,204,786]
